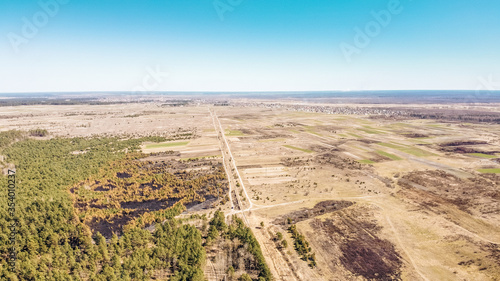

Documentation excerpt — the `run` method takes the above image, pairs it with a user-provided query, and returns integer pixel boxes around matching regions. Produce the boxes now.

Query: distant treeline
[0,98,128,107]
[409,110,500,124]
[0,98,197,107]
[369,108,500,124]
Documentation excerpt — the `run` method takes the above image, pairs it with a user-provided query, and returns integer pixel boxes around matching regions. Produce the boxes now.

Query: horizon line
[1,89,499,95]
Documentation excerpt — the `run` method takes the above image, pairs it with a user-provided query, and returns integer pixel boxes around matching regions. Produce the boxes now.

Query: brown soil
[273,200,354,225]
[439,146,499,155]
[401,133,429,138]
[309,206,402,280]
[358,139,379,144]
[367,152,392,164]
[437,140,499,154]
[120,199,176,210]
[314,152,364,170]
[440,140,489,147]
[398,170,500,216]
[88,211,140,238]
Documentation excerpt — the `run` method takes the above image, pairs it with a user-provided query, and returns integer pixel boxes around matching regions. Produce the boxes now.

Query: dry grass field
[1,102,499,280]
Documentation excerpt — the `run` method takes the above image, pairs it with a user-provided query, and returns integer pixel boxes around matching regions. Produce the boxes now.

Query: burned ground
[272,200,354,225]
[440,140,489,146]
[400,133,430,138]
[255,131,294,140]
[365,152,394,164]
[308,206,402,280]
[71,155,228,237]
[357,138,379,144]
[309,144,340,154]
[314,152,364,170]
[437,140,500,155]
[398,170,500,216]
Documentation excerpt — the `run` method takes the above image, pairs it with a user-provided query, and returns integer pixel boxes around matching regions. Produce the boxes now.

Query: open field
[376,150,403,160]
[1,101,500,280]
[283,145,314,153]
[470,153,498,159]
[144,141,189,149]
[226,129,245,136]
[210,104,500,281]
[478,168,500,174]
[377,142,437,157]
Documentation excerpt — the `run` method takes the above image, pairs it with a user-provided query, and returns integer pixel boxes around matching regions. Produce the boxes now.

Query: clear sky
[1,0,499,93]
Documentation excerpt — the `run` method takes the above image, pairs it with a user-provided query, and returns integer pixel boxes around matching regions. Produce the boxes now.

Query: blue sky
[0,0,499,92]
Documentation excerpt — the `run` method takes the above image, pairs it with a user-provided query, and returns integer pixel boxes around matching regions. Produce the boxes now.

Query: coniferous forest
[0,130,271,280]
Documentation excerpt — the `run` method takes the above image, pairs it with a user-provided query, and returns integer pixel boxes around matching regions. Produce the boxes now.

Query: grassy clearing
[338,134,348,138]
[357,128,383,134]
[348,133,363,138]
[351,145,370,152]
[409,139,431,145]
[358,159,375,164]
[375,150,402,160]
[353,118,373,124]
[469,153,497,159]
[377,142,435,157]
[225,129,244,136]
[303,126,323,137]
[306,129,323,137]
[145,141,189,149]
[426,124,452,130]
[259,138,285,142]
[283,145,314,153]
[391,123,410,127]
[478,168,500,174]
